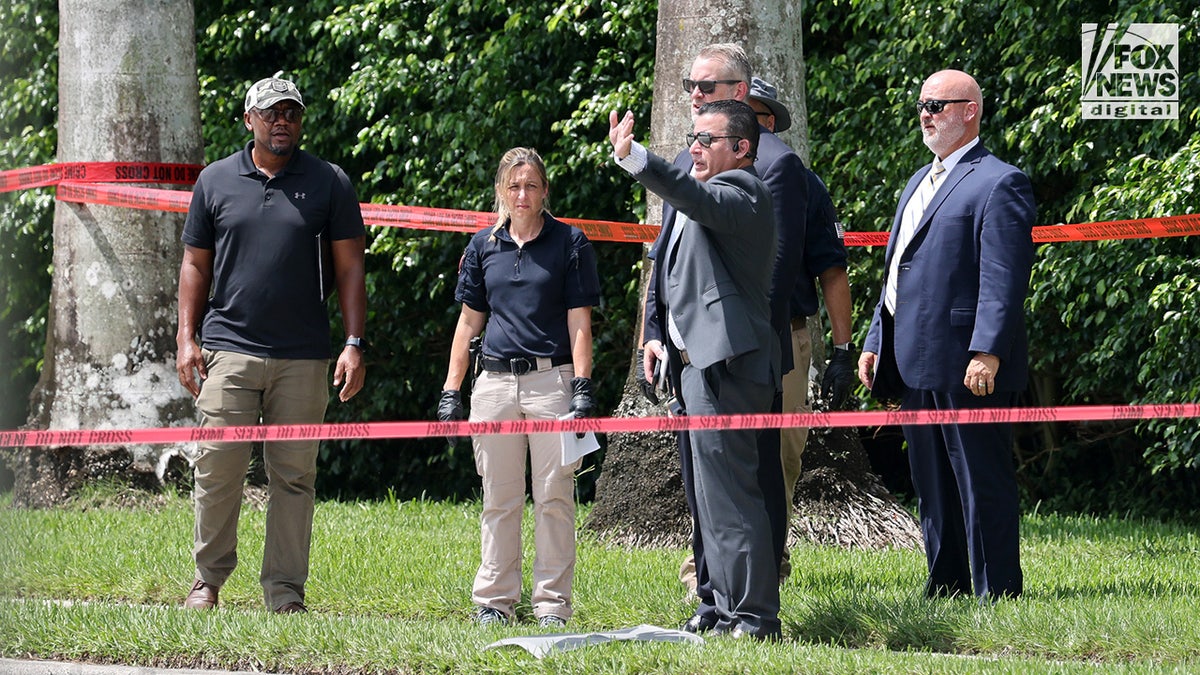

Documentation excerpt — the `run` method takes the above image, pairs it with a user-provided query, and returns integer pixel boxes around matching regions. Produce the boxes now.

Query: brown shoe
[274,601,307,614]
[183,580,218,609]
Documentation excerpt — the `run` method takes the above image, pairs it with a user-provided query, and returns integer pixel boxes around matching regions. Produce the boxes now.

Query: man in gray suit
[609,99,782,641]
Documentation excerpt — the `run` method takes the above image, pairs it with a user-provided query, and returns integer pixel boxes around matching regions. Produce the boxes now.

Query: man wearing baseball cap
[176,73,367,614]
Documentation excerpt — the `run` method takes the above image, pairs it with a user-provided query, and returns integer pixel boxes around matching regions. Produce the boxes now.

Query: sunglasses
[915,99,971,115]
[682,78,741,95]
[254,107,303,123]
[686,132,742,148]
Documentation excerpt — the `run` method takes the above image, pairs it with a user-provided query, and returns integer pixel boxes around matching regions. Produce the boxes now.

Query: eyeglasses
[682,79,741,95]
[254,107,303,123]
[686,132,742,148]
[915,99,971,115]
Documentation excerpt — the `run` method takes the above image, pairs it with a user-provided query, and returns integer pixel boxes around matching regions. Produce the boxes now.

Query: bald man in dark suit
[859,69,1035,600]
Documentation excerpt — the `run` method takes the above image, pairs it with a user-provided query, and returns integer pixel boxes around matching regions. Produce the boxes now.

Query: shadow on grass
[1040,577,1200,600]
[785,589,969,653]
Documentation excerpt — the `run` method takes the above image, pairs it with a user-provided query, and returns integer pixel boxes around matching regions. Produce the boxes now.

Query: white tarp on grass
[485,623,703,658]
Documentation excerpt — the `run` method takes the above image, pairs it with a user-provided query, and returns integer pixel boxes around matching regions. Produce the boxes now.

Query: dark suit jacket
[756,132,809,373]
[645,128,806,373]
[864,142,1036,399]
[639,151,780,388]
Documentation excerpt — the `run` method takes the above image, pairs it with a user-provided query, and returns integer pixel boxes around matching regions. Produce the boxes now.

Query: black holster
[468,336,483,383]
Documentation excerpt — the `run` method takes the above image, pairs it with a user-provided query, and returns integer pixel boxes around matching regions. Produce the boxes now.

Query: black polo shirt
[183,142,365,359]
[791,169,848,318]
[456,213,600,359]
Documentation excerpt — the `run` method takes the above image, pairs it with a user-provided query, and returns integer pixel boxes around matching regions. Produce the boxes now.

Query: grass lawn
[1,486,1198,674]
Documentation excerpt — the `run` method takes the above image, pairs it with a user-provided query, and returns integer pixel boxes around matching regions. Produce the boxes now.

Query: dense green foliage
[1,0,1198,511]
[191,0,652,500]
[0,1,55,434]
[803,0,1200,514]
[2,491,1200,671]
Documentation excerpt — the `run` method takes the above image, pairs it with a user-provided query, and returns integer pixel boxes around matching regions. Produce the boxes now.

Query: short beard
[265,139,294,157]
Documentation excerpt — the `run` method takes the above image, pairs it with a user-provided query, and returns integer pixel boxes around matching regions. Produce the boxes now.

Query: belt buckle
[510,357,532,375]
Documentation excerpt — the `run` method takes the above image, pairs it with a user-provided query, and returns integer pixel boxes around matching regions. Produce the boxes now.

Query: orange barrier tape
[845,214,1200,247]
[1031,214,1200,243]
[56,181,191,213]
[6,163,1200,245]
[0,162,202,192]
[844,231,891,247]
[359,202,660,243]
[52,181,1200,246]
[1,403,1196,448]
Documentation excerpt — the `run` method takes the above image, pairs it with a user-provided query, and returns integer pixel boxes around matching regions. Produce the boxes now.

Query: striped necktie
[884,158,946,314]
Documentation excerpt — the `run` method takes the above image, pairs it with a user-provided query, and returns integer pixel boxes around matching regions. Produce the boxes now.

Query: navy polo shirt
[182,142,365,359]
[456,213,600,359]
[791,169,848,318]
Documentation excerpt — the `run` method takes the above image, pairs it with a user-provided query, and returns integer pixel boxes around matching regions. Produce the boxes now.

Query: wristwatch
[833,342,853,352]
[344,336,366,351]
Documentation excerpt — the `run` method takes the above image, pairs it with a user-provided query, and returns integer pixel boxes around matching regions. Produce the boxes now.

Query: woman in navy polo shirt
[437,147,601,628]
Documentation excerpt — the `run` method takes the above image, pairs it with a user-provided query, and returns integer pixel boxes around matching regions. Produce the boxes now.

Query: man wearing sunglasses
[176,74,367,614]
[642,43,830,638]
[859,69,1035,601]
[611,99,782,641]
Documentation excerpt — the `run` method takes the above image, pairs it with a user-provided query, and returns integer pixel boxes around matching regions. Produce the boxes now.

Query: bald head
[918,69,983,158]
[927,70,982,116]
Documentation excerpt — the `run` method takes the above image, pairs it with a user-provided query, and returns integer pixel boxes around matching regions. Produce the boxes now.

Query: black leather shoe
[682,613,717,634]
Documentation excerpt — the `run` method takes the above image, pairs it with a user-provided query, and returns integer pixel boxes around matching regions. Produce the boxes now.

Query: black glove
[635,348,659,405]
[822,345,856,409]
[569,377,596,418]
[569,377,596,439]
[437,389,465,422]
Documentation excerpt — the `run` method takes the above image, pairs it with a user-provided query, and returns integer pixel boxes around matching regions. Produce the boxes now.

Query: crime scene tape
[50,181,1200,246]
[56,181,191,213]
[359,202,661,243]
[842,214,1200,247]
[7,163,1199,246]
[0,162,203,192]
[1,403,1197,448]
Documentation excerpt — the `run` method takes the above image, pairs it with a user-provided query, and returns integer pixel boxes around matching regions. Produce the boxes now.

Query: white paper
[560,430,600,465]
[559,413,600,465]
[485,624,703,658]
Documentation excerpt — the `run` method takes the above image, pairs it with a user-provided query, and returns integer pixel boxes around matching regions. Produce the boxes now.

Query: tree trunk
[586,0,919,551]
[11,0,202,507]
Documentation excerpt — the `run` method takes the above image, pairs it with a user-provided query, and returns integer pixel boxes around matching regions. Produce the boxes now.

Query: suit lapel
[664,209,689,273]
[884,172,927,267]
[907,145,989,249]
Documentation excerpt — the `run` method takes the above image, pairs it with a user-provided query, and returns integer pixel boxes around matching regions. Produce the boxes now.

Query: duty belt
[479,354,572,375]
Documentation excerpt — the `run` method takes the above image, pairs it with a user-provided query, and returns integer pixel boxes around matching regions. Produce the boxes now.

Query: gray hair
[696,43,752,85]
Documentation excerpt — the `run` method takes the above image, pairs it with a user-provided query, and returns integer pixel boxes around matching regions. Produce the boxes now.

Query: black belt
[480,354,572,375]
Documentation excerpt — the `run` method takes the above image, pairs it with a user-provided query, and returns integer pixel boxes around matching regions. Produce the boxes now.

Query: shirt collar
[934,136,979,175]
[237,141,304,177]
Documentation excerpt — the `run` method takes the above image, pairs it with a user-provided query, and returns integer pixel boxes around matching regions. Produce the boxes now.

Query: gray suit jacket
[639,151,780,388]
